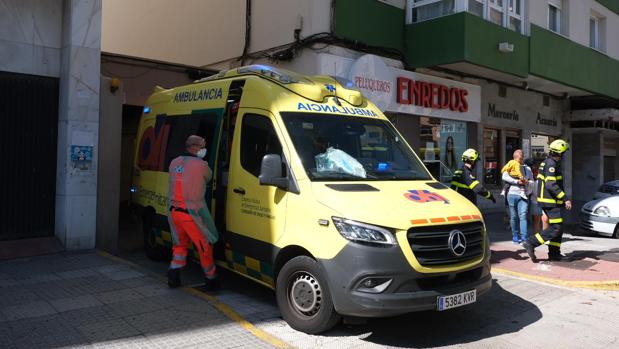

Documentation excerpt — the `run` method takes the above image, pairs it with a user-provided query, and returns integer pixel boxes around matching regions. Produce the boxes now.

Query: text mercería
[396,77,469,112]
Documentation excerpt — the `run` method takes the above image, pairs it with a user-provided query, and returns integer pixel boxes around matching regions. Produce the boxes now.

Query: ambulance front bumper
[319,241,492,317]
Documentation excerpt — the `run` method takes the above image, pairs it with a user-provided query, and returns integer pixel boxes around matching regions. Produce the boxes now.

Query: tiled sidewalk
[0,251,278,349]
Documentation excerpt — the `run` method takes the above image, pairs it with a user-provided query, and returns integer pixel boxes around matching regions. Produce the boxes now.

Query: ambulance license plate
[437,290,476,311]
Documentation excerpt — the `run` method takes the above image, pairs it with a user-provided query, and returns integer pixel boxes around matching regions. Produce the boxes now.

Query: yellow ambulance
[132,65,491,334]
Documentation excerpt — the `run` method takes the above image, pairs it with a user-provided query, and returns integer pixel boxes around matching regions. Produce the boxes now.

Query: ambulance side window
[240,114,283,178]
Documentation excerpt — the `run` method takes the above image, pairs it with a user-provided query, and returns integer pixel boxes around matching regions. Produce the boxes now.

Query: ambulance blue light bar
[238,65,312,85]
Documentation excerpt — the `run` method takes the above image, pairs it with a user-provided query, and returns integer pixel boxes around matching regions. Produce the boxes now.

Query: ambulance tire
[276,256,341,334]
[142,209,168,261]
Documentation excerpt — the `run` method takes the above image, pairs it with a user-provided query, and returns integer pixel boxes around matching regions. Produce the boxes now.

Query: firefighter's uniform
[451,149,495,205]
[523,139,570,261]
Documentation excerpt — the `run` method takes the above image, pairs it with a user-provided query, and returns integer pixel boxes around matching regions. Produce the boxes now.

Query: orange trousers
[169,211,216,278]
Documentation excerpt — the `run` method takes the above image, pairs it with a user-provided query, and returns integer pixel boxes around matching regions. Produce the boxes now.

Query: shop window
[483,128,500,186]
[530,133,557,163]
[419,117,467,183]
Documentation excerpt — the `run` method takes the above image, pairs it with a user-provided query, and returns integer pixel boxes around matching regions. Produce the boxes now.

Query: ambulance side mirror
[259,154,289,189]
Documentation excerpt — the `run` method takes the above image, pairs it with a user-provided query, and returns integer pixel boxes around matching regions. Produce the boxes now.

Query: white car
[593,180,619,199]
[580,196,619,238]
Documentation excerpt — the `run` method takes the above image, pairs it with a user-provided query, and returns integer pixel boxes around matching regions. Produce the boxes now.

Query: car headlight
[332,217,397,246]
[594,206,610,216]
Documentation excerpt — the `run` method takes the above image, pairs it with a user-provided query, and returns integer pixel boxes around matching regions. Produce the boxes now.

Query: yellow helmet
[462,148,479,162]
[549,139,570,154]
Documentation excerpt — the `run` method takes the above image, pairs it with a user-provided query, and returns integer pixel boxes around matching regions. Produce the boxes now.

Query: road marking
[493,267,619,291]
[96,250,293,348]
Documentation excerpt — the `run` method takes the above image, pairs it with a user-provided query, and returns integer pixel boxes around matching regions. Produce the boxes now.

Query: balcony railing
[406,0,524,34]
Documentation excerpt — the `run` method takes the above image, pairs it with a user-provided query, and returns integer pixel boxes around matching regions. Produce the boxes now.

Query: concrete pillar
[96,77,123,252]
[55,0,102,250]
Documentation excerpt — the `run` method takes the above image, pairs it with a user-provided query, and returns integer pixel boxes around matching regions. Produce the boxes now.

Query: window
[590,17,599,49]
[240,114,283,178]
[419,117,467,183]
[281,112,431,181]
[407,0,525,33]
[548,0,562,33]
[530,134,557,163]
[508,0,522,32]
[410,0,456,23]
[589,14,605,51]
[488,0,504,26]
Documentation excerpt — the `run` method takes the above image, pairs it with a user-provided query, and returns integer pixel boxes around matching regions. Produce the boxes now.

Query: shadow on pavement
[330,279,542,348]
[490,248,528,263]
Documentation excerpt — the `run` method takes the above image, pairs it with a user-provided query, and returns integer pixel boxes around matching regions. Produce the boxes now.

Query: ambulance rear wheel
[142,209,168,261]
[276,256,340,334]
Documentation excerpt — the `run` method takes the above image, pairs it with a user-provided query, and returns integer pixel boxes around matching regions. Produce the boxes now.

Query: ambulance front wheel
[142,209,168,261]
[276,256,341,334]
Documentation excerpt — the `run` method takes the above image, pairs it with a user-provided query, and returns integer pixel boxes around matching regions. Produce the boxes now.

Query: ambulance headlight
[332,217,396,246]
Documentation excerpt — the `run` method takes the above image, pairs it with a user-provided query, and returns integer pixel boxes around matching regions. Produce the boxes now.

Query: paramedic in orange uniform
[167,135,219,291]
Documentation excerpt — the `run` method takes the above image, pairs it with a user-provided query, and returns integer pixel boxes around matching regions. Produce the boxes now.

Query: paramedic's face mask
[197,147,207,159]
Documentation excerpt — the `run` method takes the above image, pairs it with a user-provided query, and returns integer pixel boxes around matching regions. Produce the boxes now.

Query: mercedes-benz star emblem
[448,230,467,257]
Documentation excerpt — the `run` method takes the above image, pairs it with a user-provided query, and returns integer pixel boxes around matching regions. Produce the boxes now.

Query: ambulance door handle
[233,187,246,195]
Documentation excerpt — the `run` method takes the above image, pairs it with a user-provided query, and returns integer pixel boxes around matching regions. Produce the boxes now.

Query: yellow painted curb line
[492,267,619,291]
[96,250,293,349]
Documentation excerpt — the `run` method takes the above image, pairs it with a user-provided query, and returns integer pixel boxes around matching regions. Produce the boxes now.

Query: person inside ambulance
[523,139,571,262]
[451,148,496,205]
[167,135,220,291]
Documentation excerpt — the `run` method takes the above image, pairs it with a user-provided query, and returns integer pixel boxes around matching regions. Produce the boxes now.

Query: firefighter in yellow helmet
[451,149,495,205]
[523,139,571,262]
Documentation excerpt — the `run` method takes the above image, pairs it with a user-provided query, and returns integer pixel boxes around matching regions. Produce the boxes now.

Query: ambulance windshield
[281,112,432,181]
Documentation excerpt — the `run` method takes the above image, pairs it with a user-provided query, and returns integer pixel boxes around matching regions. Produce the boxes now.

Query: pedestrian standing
[524,158,543,238]
[167,135,220,291]
[501,150,531,243]
[451,149,496,205]
[523,139,571,262]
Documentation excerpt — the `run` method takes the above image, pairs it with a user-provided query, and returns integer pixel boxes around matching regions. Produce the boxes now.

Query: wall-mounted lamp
[110,78,120,94]
[498,42,514,53]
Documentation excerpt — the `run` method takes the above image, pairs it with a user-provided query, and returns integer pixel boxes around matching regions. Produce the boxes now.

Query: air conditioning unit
[498,42,514,53]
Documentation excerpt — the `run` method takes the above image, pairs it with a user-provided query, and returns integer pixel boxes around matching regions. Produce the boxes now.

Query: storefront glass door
[483,128,500,186]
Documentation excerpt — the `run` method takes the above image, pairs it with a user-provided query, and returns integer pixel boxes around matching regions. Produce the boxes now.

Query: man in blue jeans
[502,150,534,243]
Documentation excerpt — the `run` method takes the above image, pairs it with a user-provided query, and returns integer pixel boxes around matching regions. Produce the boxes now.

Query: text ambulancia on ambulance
[132,65,491,334]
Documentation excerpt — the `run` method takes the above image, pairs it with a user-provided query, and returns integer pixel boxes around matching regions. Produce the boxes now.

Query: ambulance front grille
[407,222,484,267]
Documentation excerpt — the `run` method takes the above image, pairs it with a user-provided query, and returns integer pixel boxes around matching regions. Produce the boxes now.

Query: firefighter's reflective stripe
[548,241,561,247]
[556,175,563,180]
[484,191,491,198]
[538,174,561,182]
[538,197,564,204]
[556,191,565,199]
[548,217,563,224]
[535,233,545,244]
[545,176,557,181]
[451,181,469,189]
[470,180,479,189]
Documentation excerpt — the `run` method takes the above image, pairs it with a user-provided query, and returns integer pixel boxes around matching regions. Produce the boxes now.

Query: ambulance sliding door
[225,110,289,272]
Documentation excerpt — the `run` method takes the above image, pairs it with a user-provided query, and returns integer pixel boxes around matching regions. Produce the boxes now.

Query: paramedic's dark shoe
[522,241,537,263]
[200,276,220,293]
[167,268,181,288]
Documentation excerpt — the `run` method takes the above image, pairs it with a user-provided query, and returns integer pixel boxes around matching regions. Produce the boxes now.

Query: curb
[96,250,292,349]
[492,267,619,291]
